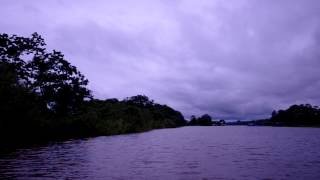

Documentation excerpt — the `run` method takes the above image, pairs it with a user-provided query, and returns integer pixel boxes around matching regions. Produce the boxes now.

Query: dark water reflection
[1,126,320,179]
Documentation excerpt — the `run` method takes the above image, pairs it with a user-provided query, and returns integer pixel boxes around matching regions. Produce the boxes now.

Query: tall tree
[0,33,92,116]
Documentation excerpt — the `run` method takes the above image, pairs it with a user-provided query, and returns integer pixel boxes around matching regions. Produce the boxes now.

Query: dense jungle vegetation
[0,33,186,146]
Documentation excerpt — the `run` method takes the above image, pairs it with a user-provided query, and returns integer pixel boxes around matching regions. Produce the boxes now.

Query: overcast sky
[1,0,320,120]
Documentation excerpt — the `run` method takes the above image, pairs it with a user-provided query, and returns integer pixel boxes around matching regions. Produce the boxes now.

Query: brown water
[1,126,320,180]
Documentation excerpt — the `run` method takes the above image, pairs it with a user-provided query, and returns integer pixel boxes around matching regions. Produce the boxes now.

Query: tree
[0,33,92,116]
[188,115,198,125]
[0,62,46,139]
[1,33,188,145]
[270,104,320,126]
[124,95,154,107]
[219,119,226,125]
[188,114,213,126]
[27,50,91,115]
[198,114,213,126]
[0,33,45,85]
[271,110,277,118]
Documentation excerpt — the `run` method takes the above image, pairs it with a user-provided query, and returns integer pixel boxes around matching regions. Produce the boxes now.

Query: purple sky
[1,0,320,120]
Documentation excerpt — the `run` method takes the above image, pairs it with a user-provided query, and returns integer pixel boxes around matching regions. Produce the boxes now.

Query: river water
[0,126,320,180]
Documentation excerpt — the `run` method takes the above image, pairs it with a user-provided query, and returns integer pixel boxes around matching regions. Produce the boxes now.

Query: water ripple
[1,126,320,179]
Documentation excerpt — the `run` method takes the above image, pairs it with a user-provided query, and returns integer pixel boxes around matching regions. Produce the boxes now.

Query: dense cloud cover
[1,0,320,120]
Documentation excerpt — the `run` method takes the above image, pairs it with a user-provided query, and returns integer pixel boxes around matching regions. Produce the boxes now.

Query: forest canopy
[0,33,186,145]
[270,104,320,126]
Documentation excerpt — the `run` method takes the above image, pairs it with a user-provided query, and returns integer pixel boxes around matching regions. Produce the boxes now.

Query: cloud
[1,0,320,120]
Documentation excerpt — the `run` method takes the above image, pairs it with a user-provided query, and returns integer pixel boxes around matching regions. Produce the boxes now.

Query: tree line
[1,33,319,147]
[270,104,320,126]
[0,33,186,146]
[187,114,225,126]
[228,104,320,126]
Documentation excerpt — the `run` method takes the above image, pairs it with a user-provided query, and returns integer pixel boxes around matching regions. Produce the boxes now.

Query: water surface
[1,126,320,179]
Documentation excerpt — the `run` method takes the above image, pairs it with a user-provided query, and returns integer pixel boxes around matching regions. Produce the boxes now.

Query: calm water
[1,126,320,180]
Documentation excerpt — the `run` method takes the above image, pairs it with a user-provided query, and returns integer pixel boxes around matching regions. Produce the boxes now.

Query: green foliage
[242,104,320,127]
[0,33,91,116]
[270,104,320,126]
[0,62,48,139]
[70,96,187,136]
[188,114,213,126]
[0,33,186,145]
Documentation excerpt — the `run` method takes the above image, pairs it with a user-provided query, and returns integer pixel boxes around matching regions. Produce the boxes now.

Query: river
[1,126,320,179]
